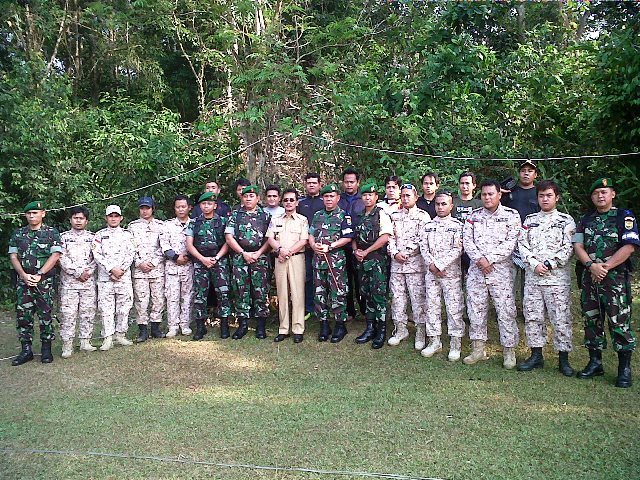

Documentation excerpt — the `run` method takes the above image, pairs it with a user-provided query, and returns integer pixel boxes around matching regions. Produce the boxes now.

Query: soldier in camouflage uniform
[352,183,392,349]
[225,185,272,339]
[463,179,521,369]
[59,206,98,358]
[309,184,355,343]
[92,205,136,351]
[573,178,639,388]
[387,184,431,350]
[128,196,166,342]
[186,192,232,340]
[9,200,62,366]
[517,180,576,376]
[419,191,465,361]
[160,195,194,337]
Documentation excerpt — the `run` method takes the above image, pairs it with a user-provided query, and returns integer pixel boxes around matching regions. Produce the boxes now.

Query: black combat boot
[318,321,331,342]
[219,318,230,339]
[11,342,34,366]
[558,351,575,377]
[615,351,632,388]
[232,319,249,339]
[136,324,149,343]
[150,322,166,338]
[517,347,544,371]
[255,318,267,339]
[355,320,375,344]
[193,319,207,341]
[577,349,604,379]
[330,321,347,343]
[371,320,386,349]
[40,340,54,363]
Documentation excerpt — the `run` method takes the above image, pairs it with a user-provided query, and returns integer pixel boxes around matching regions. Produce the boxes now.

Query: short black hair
[421,172,440,184]
[205,178,218,186]
[384,175,402,186]
[233,178,251,189]
[480,179,502,192]
[174,194,193,206]
[69,206,90,219]
[265,184,281,196]
[342,167,360,181]
[282,188,299,199]
[304,172,320,182]
[459,171,477,184]
[536,179,559,195]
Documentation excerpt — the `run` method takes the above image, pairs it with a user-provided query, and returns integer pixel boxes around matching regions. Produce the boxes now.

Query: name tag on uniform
[496,218,508,223]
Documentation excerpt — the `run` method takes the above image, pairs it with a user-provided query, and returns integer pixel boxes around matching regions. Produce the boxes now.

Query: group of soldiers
[8,162,639,388]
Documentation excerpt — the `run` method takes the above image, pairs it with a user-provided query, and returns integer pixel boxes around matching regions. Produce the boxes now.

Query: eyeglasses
[400,184,416,190]
[282,198,297,203]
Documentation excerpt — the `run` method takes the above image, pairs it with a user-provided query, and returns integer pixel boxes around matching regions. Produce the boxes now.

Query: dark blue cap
[138,196,155,208]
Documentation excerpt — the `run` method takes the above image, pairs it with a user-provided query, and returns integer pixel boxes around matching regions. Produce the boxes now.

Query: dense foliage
[1,0,639,302]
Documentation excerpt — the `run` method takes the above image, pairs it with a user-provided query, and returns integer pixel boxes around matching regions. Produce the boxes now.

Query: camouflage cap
[590,177,615,193]
[241,185,260,195]
[359,183,378,194]
[23,200,45,212]
[519,159,537,171]
[320,184,339,195]
[138,196,155,208]
[198,191,218,203]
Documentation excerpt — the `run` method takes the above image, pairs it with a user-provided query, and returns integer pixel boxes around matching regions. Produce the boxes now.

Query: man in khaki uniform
[92,205,135,351]
[59,206,98,357]
[463,179,521,369]
[128,196,166,342]
[160,195,194,337]
[267,188,309,343]
[387,184,431,349]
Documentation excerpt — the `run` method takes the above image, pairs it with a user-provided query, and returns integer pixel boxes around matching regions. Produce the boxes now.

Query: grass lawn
[0,302,639,480]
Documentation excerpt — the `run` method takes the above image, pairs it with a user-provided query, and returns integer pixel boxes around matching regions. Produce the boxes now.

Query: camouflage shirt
[186,214,227,257]
[354,206,393,270]
[59,229,96,289]
[224,206,271,251]
[128,218,165,278]
[388,206,430,274]
[92,226,136,282]
[160,217,193,275]
[420,214,464,278]
[309,206,355,270]
[8,225,63,276]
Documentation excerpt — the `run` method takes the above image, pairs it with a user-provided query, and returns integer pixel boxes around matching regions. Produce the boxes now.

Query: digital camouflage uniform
[59,229,97,341]
[225,206,271,320]
[353,206,392,325]
[519,209,576,351]
[310,206,354,323]
[187,214,231,322]
[9,225,63,343]
[574,207,639,352]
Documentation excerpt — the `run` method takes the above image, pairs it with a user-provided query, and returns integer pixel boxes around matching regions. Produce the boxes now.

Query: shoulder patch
[624,216,635,231]
[345,215,352,226]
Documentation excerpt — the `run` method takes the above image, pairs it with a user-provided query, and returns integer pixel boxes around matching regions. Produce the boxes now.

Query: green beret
[360,183,378,194]
[590,177,614,193]
[23,200,45,212]
[198,192,218,203]
[320,184,339,195]
[241,185,260,195]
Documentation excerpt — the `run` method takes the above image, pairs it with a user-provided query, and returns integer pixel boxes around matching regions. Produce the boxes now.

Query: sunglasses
[400,184,416,190]
[282,198,297,203]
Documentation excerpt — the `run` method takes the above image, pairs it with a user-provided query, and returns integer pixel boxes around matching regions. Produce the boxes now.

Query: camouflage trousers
[193,260,231,321]
[314,266,348,323]
[523,282,573,352]
[165,268,194,330]
[356,259,388,324]
[466,266,519,348]
[98,280,133,337]
[389,272,427,326]
[231,255,270,320]
[133,276,164,325]
[581,272,636,352]
[425,272,464,338]
[59,284,97,341]
[15,278,55,344]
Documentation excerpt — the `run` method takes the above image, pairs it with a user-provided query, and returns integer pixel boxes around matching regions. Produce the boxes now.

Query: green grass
[0,308,639,480]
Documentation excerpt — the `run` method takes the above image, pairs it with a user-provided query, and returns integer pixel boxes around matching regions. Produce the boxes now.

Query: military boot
[414,324,426,350]
[11,342,34,366]
[463,340,488,365]
[330,321,348,343]
[615,351,632,388]
[577,349,604,379]
[232,319,249,339]
[355,320,375,344]
[219,318,230,339]
[421,336,442,358]
[255,318,267,339]
[61,340,73,358]
[371,320,386,349]
[41,341,54,363]
[193,319,207,340]
[150,322,166,338]
[114,333,133,346]
[558,351,574,377]
[503,347,516,369]
[80,338,97,352]
[448,337,462,362]
[100,335,113,351]
[387,323,408,346]
[318,321,331,342]
[517,347,544,371]
[136,324,149,343]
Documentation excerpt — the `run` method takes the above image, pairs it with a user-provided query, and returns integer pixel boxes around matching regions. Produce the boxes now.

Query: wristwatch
[584,260,594,268]
[36,269,44,275]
